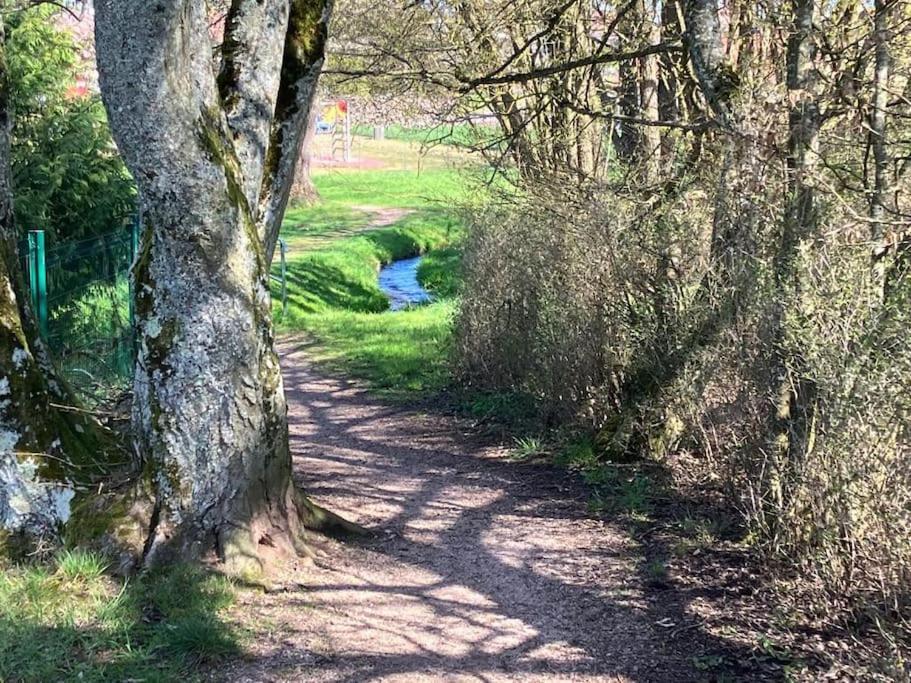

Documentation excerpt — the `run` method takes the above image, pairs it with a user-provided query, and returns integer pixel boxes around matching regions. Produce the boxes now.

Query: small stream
[378,256,433,310]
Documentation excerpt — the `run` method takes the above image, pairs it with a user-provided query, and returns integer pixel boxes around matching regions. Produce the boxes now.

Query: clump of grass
[462,391,542,430]
[0,554,240,681]
[554,438,656,518]
[152,615,239,665]
[645,559,670,586]
[55,548,108,581]
[508,436,548,462]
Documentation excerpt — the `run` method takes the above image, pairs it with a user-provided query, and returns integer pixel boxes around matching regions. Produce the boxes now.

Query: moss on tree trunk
[94,0,359,574]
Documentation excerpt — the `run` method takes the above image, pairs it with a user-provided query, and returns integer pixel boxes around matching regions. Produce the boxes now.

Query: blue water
[378,256,433,311]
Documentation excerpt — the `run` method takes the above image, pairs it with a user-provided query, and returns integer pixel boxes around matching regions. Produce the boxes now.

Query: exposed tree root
[296,489,371,539]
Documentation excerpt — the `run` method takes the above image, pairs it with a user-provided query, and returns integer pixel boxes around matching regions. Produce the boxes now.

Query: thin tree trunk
[780,0,819,286]
[0,20,120,543]
[258,1,332,264]
[684,0,734,125]
[767,0,820,529]
[292,105,321,204]
[870,0,896,299]
[639,2,661,179]
[658,0,682,161]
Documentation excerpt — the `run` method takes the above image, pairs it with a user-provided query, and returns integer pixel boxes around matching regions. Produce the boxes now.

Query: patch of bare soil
[349,205,413,229]
[220,342,822,682]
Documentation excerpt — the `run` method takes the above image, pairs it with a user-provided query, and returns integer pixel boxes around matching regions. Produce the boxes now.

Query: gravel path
[227,341,722,682]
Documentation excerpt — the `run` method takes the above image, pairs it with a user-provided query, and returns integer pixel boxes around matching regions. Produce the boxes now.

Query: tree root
[296,491,372,539]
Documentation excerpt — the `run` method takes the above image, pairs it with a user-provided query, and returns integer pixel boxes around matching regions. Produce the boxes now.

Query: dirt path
[285,206,413,254]
[227,341,750,682]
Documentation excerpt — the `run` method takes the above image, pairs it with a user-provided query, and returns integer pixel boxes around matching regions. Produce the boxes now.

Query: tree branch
[457,41,682,91]
[257,0,333,263]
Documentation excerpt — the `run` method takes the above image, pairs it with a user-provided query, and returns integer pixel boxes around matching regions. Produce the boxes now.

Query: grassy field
[310,131,471,172]
[274,167,467,396]
[351,123,486,148]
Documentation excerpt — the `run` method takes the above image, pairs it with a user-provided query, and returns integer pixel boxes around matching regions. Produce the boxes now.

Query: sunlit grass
[310,132,472,171]
[417,247,462,298]
[271,167,469,396]
[0,553,240,681]
[310,168,469,209]
[296,302,456,397]
[274,212,461,323]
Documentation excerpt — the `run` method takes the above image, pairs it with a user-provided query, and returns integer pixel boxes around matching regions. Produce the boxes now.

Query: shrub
[454,157,911,652]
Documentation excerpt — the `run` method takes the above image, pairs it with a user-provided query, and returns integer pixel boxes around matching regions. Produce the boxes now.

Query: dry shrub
[455,180,711,432]
[455,159,911,652]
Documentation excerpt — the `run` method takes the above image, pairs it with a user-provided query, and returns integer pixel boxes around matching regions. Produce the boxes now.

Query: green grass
[294,302,456,395]
[272,167,469,397]
[417,246,462,298]
[275,212,461,323]
[0,554,240,681]
[309,168,468,208]
[351,123,496,149]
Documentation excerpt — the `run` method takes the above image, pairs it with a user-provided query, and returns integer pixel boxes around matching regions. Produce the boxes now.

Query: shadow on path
[229,340,777,682]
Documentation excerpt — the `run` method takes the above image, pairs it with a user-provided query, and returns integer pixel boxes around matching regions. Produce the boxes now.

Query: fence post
[129,214,140,332]
[280,238,288,318]
[27,230,49,340]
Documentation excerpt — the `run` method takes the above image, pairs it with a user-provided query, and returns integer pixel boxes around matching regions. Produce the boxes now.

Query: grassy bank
[276,211,460,323]
[273,168,466,396]
[417,247,462,299]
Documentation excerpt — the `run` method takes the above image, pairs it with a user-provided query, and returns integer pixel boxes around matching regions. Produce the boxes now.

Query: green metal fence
[18,219,139,403]
[18,223,289,405]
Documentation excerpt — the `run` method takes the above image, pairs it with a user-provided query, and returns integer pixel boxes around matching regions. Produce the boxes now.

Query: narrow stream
[378,256,432,310]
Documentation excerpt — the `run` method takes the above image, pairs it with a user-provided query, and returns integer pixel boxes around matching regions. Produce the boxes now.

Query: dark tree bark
[94,0,356,572]
[0,18,119,542]
[291,105,321,204]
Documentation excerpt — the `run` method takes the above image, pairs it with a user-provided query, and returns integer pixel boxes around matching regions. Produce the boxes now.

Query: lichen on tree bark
[0,18,123,547]
[94,0,356,572]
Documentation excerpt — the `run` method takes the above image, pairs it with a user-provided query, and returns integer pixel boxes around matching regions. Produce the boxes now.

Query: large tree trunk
[0,20,119,543]
[94,0,352,571]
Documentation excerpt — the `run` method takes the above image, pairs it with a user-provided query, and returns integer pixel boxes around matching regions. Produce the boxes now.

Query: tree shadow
[0,561,239,681]
[260,350,796,682]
